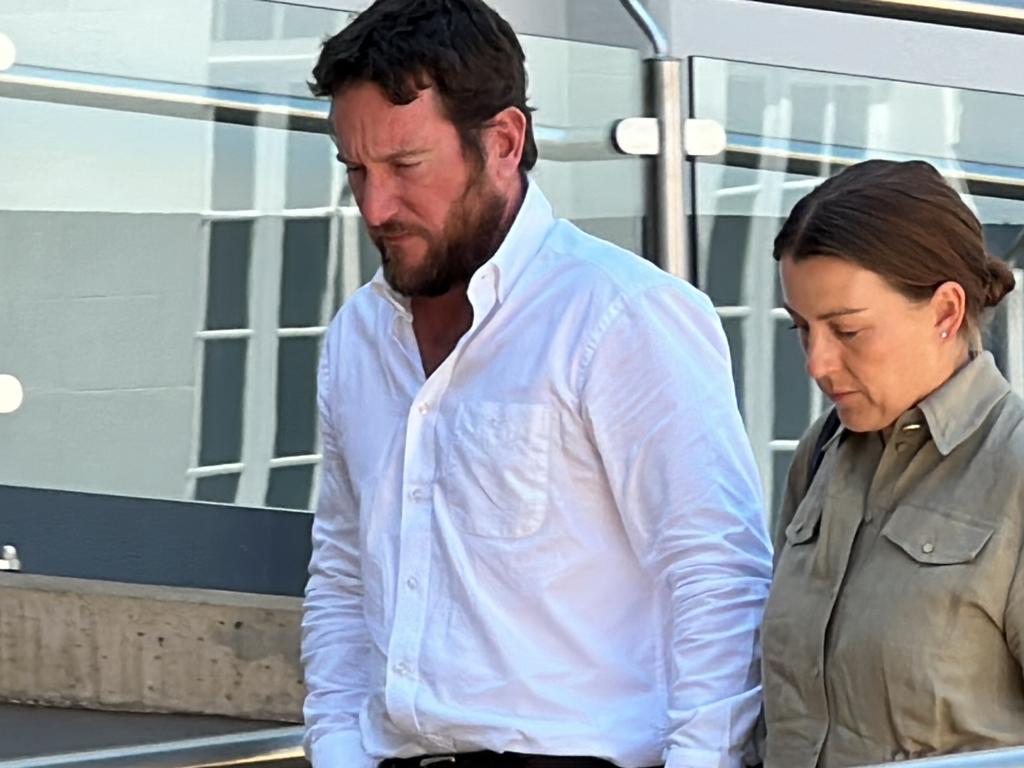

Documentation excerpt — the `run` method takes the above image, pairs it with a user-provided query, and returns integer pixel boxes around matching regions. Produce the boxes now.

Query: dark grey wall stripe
[0,486,312,596]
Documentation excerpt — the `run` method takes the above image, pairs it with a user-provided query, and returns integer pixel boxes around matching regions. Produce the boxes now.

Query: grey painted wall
[0,212,202,498]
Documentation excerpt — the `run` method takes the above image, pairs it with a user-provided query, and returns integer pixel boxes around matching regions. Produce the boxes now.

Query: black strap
[809,408,841,481]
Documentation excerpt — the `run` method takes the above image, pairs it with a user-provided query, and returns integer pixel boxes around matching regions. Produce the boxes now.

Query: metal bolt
[0,544,21,571]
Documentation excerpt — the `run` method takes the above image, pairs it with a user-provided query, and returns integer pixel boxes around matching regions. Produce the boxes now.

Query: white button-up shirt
[302,182,772,768]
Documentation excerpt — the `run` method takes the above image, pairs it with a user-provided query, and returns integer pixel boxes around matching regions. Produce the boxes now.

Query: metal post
[618,0,690,282]
[650,58,688,281]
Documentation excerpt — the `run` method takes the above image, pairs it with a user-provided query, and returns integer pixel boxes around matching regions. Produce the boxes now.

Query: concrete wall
[0,573,303,722]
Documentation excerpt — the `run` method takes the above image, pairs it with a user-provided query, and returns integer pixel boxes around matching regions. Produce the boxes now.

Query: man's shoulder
[321,281,383,353]
[541,218,713,313]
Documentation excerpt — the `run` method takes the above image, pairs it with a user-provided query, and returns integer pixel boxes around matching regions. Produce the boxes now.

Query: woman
[762,159,1024,767]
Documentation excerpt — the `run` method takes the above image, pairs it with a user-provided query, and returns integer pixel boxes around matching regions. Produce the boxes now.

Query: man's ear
[482,106,527,182]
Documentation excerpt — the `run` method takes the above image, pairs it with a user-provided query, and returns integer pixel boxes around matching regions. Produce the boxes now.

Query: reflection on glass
[195,473,241,504]
[199,340,247,467]
[266,465,315,511]
[274,338,320,459]
[703,214,750,307]
[693,58,1024,520]
[216,0,276,41]
[286,131,333,210]
[772,320,810,441]
[280,219,329,328]
[212,124,255,211]
[0,1,646,513]
[207,221,252,330]
[0,1,353,98]
[721,317,746,418]
[771,450,794,526]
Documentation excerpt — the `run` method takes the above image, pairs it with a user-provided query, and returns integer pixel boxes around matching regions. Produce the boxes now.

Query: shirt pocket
[882,504,994,566]
[784,493,825,547]
[444,401,551,538]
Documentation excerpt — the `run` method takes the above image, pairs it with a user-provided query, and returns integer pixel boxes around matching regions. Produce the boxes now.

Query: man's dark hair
[311,0,538,172]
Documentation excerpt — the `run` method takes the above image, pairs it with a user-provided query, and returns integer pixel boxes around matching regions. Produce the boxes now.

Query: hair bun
[984,257,1016,307]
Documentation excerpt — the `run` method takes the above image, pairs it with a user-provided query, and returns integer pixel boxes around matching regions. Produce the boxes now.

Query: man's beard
[370,170,511,298]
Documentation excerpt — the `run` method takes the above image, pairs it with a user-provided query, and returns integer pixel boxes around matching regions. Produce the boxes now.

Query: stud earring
[940,331,949,339]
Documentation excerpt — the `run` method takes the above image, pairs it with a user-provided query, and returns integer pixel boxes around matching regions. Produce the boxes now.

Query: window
[693,58,1024,520]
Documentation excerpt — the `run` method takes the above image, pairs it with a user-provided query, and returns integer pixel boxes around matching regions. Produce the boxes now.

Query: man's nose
[357,171,401,229]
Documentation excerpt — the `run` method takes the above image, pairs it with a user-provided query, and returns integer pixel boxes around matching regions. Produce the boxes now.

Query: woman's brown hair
[773,159,1015,339]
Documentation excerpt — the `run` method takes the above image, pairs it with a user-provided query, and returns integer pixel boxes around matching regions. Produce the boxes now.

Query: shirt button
[406,576,419,590]
[393,662,409,676]
[417,402,429,415]
[409,488,426,502]
[922,542,935,554]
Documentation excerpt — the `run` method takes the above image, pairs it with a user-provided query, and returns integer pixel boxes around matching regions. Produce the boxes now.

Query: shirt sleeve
[1004,536,1024,672]
[301,329,375,768]
[579,282,773,768]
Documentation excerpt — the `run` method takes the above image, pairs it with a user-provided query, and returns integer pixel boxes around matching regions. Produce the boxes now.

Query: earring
[940,331,949,339]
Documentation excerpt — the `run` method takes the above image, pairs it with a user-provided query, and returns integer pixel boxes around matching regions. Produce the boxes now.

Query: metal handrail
[0,726,306,768]
[617,0,669,57]
[713,135,1024,202]
[0,66,626,163]
[747,0,1024,36]
[860,746,1024,767]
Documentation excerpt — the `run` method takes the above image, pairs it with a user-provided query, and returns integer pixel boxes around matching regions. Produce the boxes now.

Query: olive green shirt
[763,352,1024,768]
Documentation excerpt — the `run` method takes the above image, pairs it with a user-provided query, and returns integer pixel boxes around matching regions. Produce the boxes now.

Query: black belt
[379,752,653,767]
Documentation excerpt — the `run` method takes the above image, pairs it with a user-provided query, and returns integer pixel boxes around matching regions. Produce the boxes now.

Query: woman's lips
[829,390,856,404]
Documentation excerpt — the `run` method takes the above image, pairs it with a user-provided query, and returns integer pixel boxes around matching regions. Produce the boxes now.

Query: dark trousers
[379,752,662,767]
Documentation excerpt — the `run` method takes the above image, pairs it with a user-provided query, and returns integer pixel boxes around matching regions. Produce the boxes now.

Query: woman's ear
[930,281,967,340]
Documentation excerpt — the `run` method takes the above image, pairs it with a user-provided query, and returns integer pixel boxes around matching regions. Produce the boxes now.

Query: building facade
[1,0,1023,593]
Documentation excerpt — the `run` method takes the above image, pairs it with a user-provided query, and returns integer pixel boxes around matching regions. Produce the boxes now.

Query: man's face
[331,81,509,297]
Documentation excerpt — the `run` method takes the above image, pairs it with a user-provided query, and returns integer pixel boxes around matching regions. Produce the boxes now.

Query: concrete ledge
[0,573,303,722]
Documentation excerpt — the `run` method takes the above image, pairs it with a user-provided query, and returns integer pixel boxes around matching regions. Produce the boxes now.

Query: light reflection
[0,375,24,414]
[0,33,15,72]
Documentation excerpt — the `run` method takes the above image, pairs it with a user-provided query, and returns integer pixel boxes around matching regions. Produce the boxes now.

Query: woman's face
[780,255,961,434]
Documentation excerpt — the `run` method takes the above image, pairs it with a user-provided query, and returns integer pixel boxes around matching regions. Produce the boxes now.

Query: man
[302,1,772,767]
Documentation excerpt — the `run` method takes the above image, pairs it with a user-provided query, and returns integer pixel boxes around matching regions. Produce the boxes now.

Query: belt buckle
[419,759,456,767]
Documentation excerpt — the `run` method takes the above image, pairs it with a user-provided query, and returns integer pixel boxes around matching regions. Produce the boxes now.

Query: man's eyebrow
[336,149,428,165]
[783,303,868,321]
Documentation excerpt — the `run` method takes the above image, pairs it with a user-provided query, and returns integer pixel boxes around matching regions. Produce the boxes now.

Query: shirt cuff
[308,729,376,768]
[665,746,738,768]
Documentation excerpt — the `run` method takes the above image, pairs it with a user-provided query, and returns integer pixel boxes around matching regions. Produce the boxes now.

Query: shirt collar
[821,351,1010,455]
[470,177,555,306]
[370,178,555,316]
[918,351,1010,455]
[371,268,411,320]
